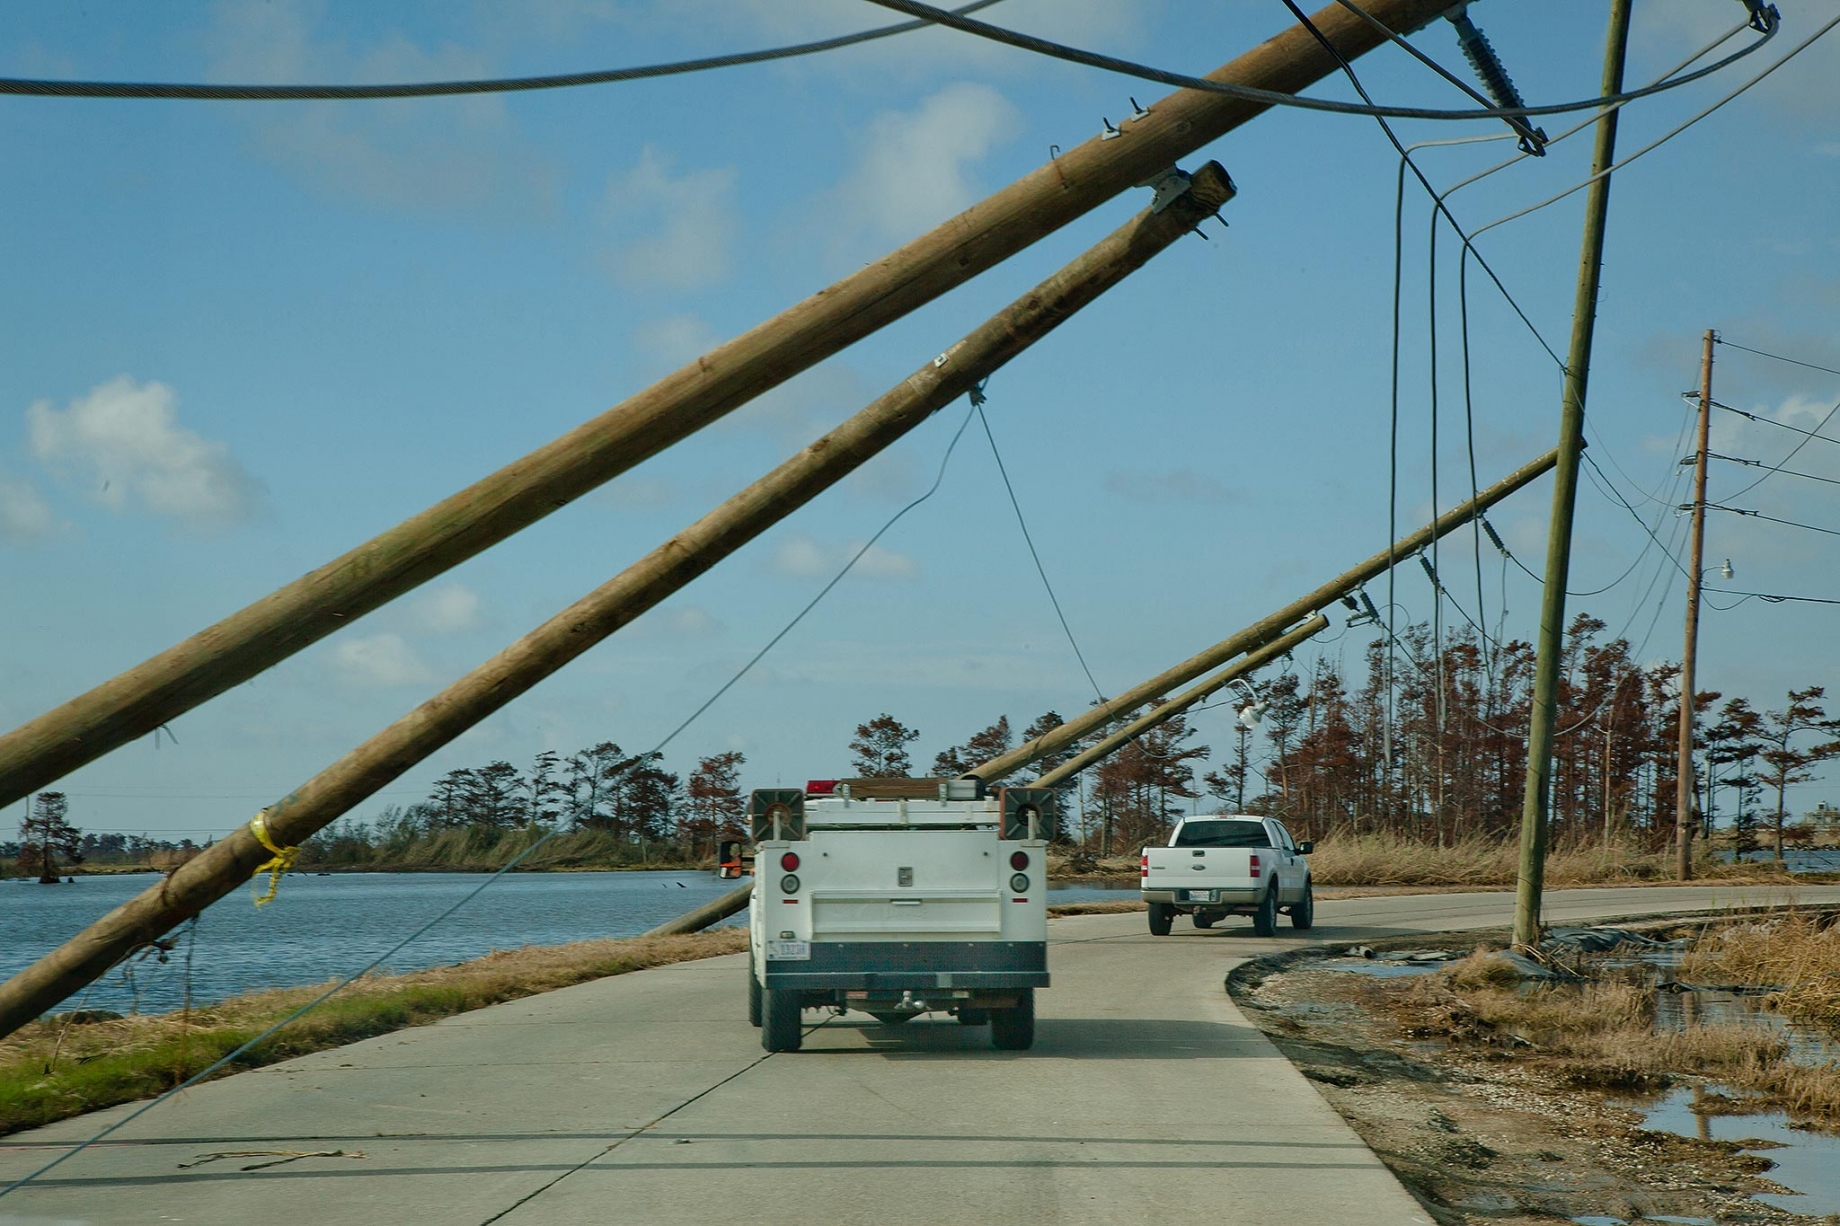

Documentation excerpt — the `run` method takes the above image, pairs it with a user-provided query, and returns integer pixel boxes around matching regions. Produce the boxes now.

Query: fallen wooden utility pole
[0,164,1236,1040]
[1031,615,1329,790]
[0,0,1457,812]
[643,883,753,938]
[967,448,1562,786]
[1512,0,1631,949]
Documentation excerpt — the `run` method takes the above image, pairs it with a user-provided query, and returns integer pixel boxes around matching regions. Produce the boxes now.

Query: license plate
[1183,889,1217,903]
[766,940,810,961]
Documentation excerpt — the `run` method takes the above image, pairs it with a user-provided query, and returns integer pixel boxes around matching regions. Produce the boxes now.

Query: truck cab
[748,778,1052,1053]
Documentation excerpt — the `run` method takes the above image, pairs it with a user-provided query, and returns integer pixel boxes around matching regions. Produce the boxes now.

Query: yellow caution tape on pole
[248,811,299,908]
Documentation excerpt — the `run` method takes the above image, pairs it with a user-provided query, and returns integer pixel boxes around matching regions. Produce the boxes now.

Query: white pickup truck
[1140,814,1314,936]
[748,778,1053,1053]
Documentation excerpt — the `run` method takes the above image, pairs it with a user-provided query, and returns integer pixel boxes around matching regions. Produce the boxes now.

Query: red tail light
[1249,854,1261,879]
[1140,852,1149,879]
[780,852,800,872]
[1010,851,1030,871]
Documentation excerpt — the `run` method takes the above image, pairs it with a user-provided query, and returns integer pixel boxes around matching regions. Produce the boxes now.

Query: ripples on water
[0,872,1137,1016]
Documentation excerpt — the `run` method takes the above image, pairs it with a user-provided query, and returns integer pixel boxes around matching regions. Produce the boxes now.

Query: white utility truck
[747,778,1053,1053]
[1139,814,1314,936]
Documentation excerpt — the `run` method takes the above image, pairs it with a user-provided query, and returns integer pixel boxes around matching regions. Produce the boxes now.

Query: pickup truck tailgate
[1141,846,1261,899]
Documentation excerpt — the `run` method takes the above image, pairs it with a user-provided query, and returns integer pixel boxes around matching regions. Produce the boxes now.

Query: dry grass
[1396,939,1840,1120]
[1680,911,1840,1031]
[1305,832,1791,889]
[0,928,746,1138]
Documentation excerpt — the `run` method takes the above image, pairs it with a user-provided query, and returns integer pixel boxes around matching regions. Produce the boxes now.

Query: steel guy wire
[974,395,1108,706]
[1718,338,1840,380]
[0,398,984,1199]
[859,0,1779,122]
[0,1,1010,100]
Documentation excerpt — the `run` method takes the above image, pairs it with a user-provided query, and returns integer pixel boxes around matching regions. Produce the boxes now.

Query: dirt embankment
[1230,915,1840,1225]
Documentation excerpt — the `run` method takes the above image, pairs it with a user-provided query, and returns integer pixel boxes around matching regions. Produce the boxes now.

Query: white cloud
[26,376,261,528]
[770,531,917,580]
[409,582,483,634]
[600,147,739,289]
[626,603,724,638]
[330,633,434,688]
[204,1,559,218]
[0,473,57,543]
[833,83,1023,248]
[632,313,724,371]
[595,476,677,509]
[1104,468,1242,505]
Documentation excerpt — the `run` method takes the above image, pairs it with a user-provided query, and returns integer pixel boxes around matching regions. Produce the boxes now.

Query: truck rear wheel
[1147,903,1173,936]
[747,951,763,1027]
[990,989,1034,1051]
[1291,879,1315,930]
[1252,884,1279,937]
[762,986,803,1052]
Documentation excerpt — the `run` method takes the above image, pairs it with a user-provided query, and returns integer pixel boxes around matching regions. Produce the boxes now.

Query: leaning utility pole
[1512,0,1633,948]
[971,448,1560,785]
[0,0,1459,812]
[1030,616,1329,790]
[0,164,1237,1040]
[1674,329,1716,879]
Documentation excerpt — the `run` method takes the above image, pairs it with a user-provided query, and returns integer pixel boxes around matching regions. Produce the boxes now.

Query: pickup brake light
[1249,854,1261,879]
[1140,852,1149,880]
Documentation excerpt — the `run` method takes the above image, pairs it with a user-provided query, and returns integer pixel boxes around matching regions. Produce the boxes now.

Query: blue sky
[2,0,1838,840]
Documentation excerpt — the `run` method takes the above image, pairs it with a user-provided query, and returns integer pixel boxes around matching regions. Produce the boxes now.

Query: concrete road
[2,883,1832,1225]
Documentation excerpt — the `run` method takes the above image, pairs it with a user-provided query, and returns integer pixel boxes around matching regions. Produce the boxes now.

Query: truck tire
[1291,879,1315,930]
[1252,884,1279,937]
[762,985,803,1053]
[1148,903,1174,936]
[957,1008,991,1026]
[748,951,763,1027]
[990,989,1035,1051]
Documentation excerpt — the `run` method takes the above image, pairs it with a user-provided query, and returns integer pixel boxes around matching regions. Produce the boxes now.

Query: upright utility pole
[1674,329,1716,879]
[1512,0,1633,949]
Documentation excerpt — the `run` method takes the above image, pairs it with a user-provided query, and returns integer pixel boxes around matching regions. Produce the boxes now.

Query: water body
[0,872,1136,1016]
[1635,1084,1840,1218]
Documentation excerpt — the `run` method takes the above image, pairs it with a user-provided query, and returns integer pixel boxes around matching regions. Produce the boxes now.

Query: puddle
[1634,1084,1840,1217]
[1570,1217,1713,1226]
[1322,957,1445,979]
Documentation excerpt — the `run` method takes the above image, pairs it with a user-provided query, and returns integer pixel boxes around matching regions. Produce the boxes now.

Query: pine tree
[20,792,82,883]
[850,714,920,778]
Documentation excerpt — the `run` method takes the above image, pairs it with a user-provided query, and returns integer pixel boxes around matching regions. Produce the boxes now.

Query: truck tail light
[1009,851,1029,870]
[1140,852,1149,879]
[780,852,800,872]
[1249,854,1261,879]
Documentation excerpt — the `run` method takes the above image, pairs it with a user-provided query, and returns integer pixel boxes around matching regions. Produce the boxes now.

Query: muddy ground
[1229,932,1831,1225]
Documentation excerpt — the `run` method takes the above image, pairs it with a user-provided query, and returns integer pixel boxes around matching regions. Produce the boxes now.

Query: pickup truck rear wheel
[1252,884,1279,937]
[990,989,1035,1051]
[1147,903,1173,936]
[1291,879,1315,930]
[762,985,803,1053]
[747,950,763,1027]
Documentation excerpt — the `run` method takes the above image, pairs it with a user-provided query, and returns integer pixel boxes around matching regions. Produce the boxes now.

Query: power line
[860,0,1779,123]
[1702,504,1840,539]
[1704,587,1840,610]
[973,395,1107,705]
[1708,397,1840,449]
[1,397,985,1199]
[1718,338,1840,380]
[1705,451,1840,489]
[0,1,1010,100]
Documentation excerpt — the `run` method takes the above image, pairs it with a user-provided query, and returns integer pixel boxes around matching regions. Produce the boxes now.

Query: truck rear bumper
[1141,888,1262,906]
[762,940,1048,990]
